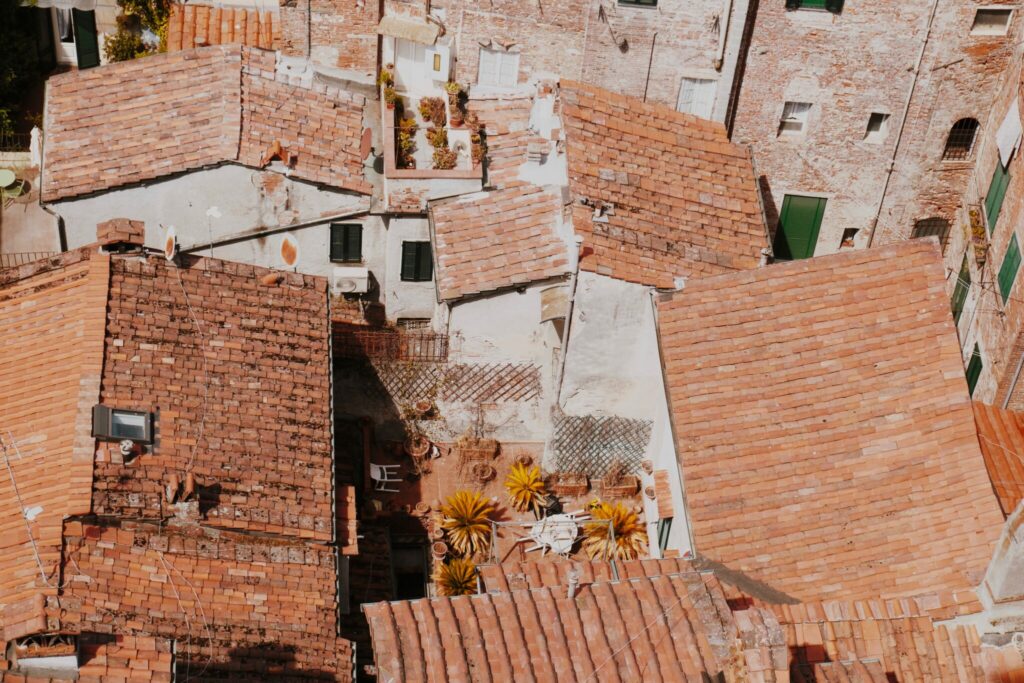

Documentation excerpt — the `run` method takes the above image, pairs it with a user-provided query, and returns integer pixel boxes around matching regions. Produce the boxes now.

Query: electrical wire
[1,433,55,587]
[158,550,193,682]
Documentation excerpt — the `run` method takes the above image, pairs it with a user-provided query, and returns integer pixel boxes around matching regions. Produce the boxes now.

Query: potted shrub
[471,462,496,483]
[440,490,493,556]
[405,433,431,458]
[434,557,477,596]
[377,67,394,88]
[551,472,589,497]
[427,127,448,149]
[581,499,648,560]
[433,147,458,170]
[504,463,548,516]
[384,86,399,110]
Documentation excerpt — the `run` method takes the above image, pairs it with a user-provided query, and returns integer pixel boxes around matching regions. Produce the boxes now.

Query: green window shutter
[773,195,826,261]
[999,234,1021,303]
[72,9,99,69]
[785,0,802,8]
[966,344,983,396]
[331,223,362,263]
[330,225,345,262]
[401,242,418,281]
[401,242,433,281]
[824,0,844,12]
[986,162,1011,232]
[417,242,432,281]
[951,254,971,324]
[657,518,673,553]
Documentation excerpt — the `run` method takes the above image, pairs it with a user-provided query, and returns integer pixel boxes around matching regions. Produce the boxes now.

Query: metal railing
[333,326,449,362]
[0,252,56,270]
[0,132,30,152]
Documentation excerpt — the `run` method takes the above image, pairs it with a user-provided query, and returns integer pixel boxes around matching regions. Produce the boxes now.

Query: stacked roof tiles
[973,401,1024,517]
[658,240,1005,602]
[166,3,279,51]
[431,184,572,301]
[560,80,769,288]
[0,237,357,680]
[42,45,370,202]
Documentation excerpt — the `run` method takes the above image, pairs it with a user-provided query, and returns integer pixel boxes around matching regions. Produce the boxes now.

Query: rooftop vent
[97,218,145,252]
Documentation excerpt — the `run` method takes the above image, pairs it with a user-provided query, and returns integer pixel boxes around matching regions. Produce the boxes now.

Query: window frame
[998,233,1021,304]
[677,77,717,119]
[477,47,520,88]
[330,222,363,264]
[951,253,971,324]
[785,0,844,13]
[971,7,1013,36]
[864,112,891,144]
[92,405,153,443]
[943,118,980,161]
[911,217,952,251]
[657,517,673,553]
[778,101,812,138]
[400,241,433,282]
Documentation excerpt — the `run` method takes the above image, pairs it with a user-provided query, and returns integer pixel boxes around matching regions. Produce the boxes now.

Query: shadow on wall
[759,174,780,242]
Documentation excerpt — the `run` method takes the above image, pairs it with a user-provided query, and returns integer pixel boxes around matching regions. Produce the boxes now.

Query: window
[864,112,890,143]
[967,344,984,396]
[986,161,1012,231]
[677,78,716,119]
[330,223,362,263]
[943,118,980,160]
[971,8,1012,36]
[401,241,433,282]
[620,0,657,4]
[999,234,1021,303]
[657,518,673,553]
[477,48,519,88]
[911,217,952,251]
[92,406,152,443]
[785,0,844,13]
[55,8,74,42]
[778,102,811,137]
[397,318,431,331]
[952,254,971,324]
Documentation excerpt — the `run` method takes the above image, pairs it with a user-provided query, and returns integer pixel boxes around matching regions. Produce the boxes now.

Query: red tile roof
[560,80,768,288]
[0,249,108,640]
[365,566,789,682]
[43,45,370,201]
[469,94,551,190]
[167,3,279,51]
[477,557,697,593]
[658,240,1004,602]
[973,401,1024,517]
[430,184,572,301]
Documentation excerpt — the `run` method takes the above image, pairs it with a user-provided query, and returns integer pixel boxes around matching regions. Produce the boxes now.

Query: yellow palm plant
[504,463,549,514]
[440,490,494,556]
[434,557,478,596]
[581,499,648,560]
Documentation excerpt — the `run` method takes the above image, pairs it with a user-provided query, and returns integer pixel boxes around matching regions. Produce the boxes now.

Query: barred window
[911,217,951,251]
[943,118,980,160]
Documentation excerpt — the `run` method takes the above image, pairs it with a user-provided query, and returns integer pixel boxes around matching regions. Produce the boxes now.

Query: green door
[72,9,99,69]
[773,195,826,260]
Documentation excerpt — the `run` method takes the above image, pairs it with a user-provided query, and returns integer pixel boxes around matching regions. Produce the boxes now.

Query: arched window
[943,119,980,160]
[912,217,952,250]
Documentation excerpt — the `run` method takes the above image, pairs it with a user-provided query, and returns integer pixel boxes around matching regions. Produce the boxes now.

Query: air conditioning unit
[332,266,370,295]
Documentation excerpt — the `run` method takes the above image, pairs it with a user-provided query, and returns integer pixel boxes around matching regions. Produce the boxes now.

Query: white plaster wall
[54,165,369,252]
[384,216,439,320]
[560,271,691,557]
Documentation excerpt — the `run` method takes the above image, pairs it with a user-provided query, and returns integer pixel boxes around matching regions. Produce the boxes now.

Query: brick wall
[93,254,335,541]
[732,1,1020,257]
[280,0,379,76]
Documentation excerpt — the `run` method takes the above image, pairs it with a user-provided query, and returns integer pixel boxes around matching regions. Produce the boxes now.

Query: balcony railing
[0,252,56,270]
[0,132,30,153]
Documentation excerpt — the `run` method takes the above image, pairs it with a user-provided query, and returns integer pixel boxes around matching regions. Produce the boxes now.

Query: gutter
[866,0,940,247]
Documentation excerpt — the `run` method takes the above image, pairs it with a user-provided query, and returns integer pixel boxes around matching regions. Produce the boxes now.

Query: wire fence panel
[551,413,653,478]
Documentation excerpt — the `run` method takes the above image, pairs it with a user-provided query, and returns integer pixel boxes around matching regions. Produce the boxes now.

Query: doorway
[773,194,826,260]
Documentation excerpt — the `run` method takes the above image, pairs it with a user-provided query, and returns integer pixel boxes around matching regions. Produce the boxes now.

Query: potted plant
[599,460,639,498]
[504,463,549,516]
[471,462,497,483]
[377,67,394,88]
[440,490,494,556]
[551,471,589,497]
[433,557,477,596]
[581,499,648,560]
[427,127,448,149]
[384,86,399,110]
[405,433,431,458]
[433,147,458,170]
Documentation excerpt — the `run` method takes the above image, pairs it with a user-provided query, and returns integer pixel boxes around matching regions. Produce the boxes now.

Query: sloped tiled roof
[364,568,789,682]
[477,557,696,592]
[470,93,551,189]
[560,80,768,288]
[43,45,370,201]
[0,249,108,640]
[167,3,279,51]
[658,240,1004,602]
[973,401,1024,517]
[430,184,572,301]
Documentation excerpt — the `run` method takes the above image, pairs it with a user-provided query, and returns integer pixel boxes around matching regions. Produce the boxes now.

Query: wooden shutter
[330,224,345,261]
[825,0,844,13]
[478,48,499,86]
[986,162,1011,232]
[967,345,984,396]
[999,234,1021,303]
[416,242,433,281]
[773,195,826,260]
[401,242,418,280]
[498,52,519,88]
[951,254,971,323]
[72,9,99,69]
[785,0,801,8]
[346,225,362,263]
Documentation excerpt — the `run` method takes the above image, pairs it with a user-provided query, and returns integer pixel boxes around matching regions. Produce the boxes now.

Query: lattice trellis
[370,361,542,403]
[551,414,653,477]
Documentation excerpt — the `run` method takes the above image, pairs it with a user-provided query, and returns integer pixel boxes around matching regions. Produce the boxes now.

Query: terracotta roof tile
[560,80,768,288]
[973,401,1024,517]
[431,184,572,301]
[0,249,108,640]
[658,240,1004,602]
[43,45,370,201]
[167,3,279,51]
[364,569,788,682]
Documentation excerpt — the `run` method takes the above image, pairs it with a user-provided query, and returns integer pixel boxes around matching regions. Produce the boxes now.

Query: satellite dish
[164,227,178,262]
[280,234,300,269]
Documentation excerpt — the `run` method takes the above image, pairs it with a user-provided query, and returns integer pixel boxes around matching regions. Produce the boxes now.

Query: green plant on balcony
[433,147,458,170]
[418,97,447,127]
[377,67,394,88]
[426,127,448,149]
[384,86,399,110]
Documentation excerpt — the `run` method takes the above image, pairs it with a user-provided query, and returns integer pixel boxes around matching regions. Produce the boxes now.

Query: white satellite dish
[164,227,178,262]
[280,233,300,269]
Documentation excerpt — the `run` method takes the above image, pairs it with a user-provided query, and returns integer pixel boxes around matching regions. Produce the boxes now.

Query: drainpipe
[714,0,735,71]
[866,0,940,247]
[643,32,658,103]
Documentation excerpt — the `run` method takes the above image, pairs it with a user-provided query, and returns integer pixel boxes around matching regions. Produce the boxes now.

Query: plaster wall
[384,216,438,321]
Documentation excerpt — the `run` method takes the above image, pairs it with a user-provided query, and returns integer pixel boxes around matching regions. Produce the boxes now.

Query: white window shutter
[478,48,499,86]
[498,52,519,87]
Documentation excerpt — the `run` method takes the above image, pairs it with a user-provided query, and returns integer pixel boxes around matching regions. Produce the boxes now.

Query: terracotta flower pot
[431,541,448,559]
[405,435,431,458]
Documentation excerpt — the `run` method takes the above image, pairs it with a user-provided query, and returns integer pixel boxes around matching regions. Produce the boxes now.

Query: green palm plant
[434,557,477,596]
[440,490,494,556]
[504,463,548,515]
[581,499,648,561]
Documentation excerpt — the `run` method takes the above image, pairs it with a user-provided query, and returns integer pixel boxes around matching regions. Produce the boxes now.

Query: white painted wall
[384,216,439,321]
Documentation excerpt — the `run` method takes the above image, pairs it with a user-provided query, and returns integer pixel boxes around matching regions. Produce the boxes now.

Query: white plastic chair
[370,462,401,492]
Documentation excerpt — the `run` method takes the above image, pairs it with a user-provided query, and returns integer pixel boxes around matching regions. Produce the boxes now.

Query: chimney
[566,566,581,599]
[97,218,145,252]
